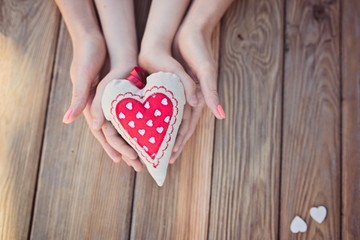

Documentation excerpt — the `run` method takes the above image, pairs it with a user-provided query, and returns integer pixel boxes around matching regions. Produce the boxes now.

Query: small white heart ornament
[310,206,327,224]
[102,72,185,186]
[290,216,307,234]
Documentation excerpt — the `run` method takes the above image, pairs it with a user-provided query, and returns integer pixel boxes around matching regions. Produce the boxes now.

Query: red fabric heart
[115,93,173,159]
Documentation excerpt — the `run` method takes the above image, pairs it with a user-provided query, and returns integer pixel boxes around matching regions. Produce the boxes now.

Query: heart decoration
[102,72,185,186]
[290,216,307,234]
[310,206,327,224]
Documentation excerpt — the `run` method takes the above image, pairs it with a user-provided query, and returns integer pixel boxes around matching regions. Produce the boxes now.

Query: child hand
[89,0,144,171]
[89,69,143,172]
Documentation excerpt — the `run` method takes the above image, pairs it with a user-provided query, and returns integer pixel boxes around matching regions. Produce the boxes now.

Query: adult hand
[55,0,143,171]
[166,0,234,161]
[172,0,235,121]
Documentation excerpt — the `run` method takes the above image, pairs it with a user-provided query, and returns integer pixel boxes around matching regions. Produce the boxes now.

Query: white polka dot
[143,145,148,151]
[128,121,135,128]
[136,112,143,119]
[161,98,168,105]
[138,129,145,136]
[146,120,153,127]
[133,137,137,142]
[126,102,133,110]
[154,109,161,117]
[149,137,155,144]
[156,127,164,134]
[164,116,170,123]
[119,112,125,119]
[151,153,156,157]
[144,102,150,109]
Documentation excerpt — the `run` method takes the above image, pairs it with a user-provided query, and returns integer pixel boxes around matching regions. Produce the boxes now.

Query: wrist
[140,36,172,55]
[71,28,104,47]
[110,54,138,71]
[181,15,216,38]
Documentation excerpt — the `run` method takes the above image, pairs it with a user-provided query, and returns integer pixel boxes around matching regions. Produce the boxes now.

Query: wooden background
[0,0,359,239]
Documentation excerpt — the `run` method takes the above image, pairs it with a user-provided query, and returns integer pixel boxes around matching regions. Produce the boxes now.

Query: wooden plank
[280,0,340,239]
[0,1,60,239]
[342,0,360,238]
[29,22,135,239]
[208,0,283,239]
[129,18,220,240]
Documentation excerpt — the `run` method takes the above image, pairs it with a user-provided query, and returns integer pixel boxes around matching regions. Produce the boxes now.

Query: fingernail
[217,104,226,119]
[190,95,198,106]
[62,108,73,123]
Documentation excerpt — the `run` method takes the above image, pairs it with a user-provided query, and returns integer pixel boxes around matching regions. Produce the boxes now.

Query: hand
[56,0,106,123]
[90,68,144,171]
[173,20,226,121]
[89,0,144,171]
[56,0,143,171]
[172,0,234,120]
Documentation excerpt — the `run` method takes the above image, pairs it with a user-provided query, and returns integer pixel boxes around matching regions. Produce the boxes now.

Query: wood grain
[129,17,220,240]
[208,0,283,239]
[342,0,360,238]
[280,0,340,239]
[29,23,135,239]
[0,1,60,239]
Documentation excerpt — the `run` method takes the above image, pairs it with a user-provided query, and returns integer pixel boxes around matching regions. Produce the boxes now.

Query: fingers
[173,104,191,152]
[175,68,199,107]
[90,68,134,130]
[122,155,144,172]
[176,28,225,119]
[102,122,138,160]
[90,80,107,130]
[170,92,205,164]
[83,107,122,163]
[62,35,106,124]
[63,78,92,124]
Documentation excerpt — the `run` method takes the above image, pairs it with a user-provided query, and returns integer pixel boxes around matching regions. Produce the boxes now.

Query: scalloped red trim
[109,86,179,168]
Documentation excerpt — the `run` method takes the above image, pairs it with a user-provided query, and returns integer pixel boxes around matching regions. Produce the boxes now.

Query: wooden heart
[102,72,185,186]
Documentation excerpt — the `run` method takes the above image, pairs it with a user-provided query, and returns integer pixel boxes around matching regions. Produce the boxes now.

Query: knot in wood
[313,4,326,21]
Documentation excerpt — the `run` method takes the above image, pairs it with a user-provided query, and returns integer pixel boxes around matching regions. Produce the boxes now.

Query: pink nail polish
[63,108,73,123]
[217,104,226,119]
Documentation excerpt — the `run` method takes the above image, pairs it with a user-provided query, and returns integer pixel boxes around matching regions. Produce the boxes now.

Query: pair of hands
[57,0,232,171]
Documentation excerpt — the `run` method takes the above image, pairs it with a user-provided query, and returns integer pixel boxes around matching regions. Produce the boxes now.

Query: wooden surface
[130,25,219,240]
[281,0,341,239]
[0,0,60,239]
[29,22,135,239]
[0,0,359,239]
[342,0,360,238]
[209,0,283,239]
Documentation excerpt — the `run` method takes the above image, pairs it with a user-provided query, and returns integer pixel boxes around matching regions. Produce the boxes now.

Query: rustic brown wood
[0,0,60,239]
[208,0,283,239]
[29,22,135,239]
[342,0,360,239]
[280,0,341,239]
[129,19,220,240]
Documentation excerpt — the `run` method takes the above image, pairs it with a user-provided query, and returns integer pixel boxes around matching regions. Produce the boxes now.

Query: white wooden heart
[102,72,185,186]
[290,216,307,234]
[310,206,327,224]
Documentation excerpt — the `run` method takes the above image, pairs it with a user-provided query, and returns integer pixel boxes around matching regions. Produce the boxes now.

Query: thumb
[63,77,93,124]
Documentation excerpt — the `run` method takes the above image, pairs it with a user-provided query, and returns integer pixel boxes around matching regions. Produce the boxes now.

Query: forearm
[141,0,191,53]
[94,0,137,68]
[183,0,234,34]
[55,0,101,41]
